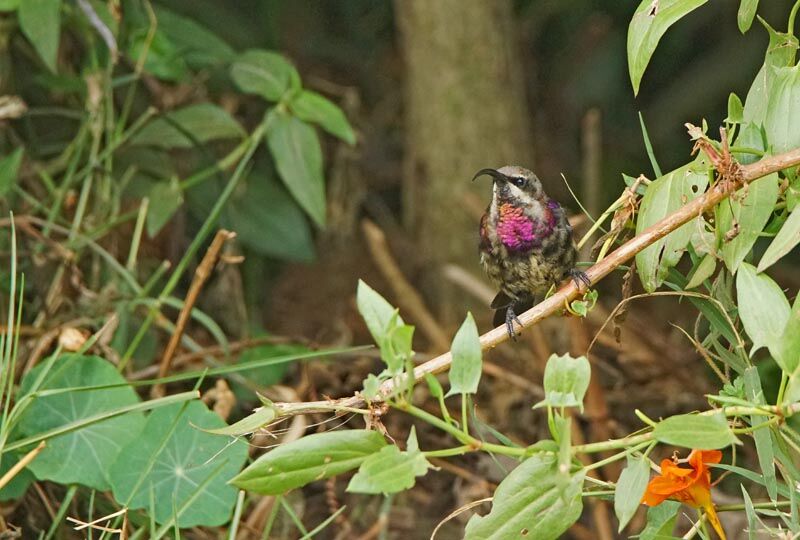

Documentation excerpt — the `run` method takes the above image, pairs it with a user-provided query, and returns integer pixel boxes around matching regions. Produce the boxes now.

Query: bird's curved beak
[471,168,506,183]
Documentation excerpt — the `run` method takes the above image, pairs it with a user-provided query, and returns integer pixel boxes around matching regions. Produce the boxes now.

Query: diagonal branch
[273,146,800,417]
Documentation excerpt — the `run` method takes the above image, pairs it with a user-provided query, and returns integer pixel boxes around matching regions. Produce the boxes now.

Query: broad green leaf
[717,173,779,273]
[788,176,800,211]
[224,174,315,262]
[446,313,482,396]
[110,401,247,527]
[266,110,326,227]
[199,406,276,437]
[685,253,716,289]
[19,0,61,72]
[230,49,299,101]
[736,262,790,360]
[154,6,235,67]
[0,147,24,197]
[781,295,800,375]
[615,456,650,532]
[743,367,777,500]
[231,430,386,494]
[16,354,145,491]
[464,453,584,540]
[145,178,184,237]
[640,500,681,540]
[0,451,35,501]
[653,412,738,449]
[131,104,244,149]
[636,158,709,292]
[289,90,356,145]
[534,353,591,411]
[128,27,189,82]
[743,20,798,126]
[627,0,707,95]
[0,0,19,11]
[356,280,404,345]
[726,93,744,124]
[737,0,759,33]
[764,65,800,155]
[347,443,431,494]
[758,208,800,272]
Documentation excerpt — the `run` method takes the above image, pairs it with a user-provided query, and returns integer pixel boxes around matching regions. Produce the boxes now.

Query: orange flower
[642,449,726,540]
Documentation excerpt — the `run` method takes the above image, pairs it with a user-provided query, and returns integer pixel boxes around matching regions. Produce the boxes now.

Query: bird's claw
[505,306,523,340]
[568,268,591,290]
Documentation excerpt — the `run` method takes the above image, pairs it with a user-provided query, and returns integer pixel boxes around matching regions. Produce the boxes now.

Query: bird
[473,166,590,339]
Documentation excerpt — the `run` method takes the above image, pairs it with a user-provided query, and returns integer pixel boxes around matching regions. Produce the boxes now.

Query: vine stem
[268,145,800,417]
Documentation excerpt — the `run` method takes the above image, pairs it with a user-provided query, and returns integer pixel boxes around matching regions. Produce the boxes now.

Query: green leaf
[224,174,315,262]
[0,452,35,501]
[199,405,276,437]
[780,295,800,375]
[16,354,145,491]
[446,313,482,396]
[128,27,189,82]
[0,147,24,197]
[0,0,20,11]
[289,90,356,145]
[424,372,443,399]
[19,0,61,72]
[736,262,790,360]
[347,441,431,494]
[636,158,709,292]
[153,6,235,67]
[685,253,717,290]
[230,49,299,101]
[653,412,738,449]
[131,104,244,149]
[737,0,759,33]
[726,92,744,123]
[464,453,584,540]
[110,401,248,527]
[615,456,650,532]
[534,353,591,411]
[362,373,382,399]
[743,20,798,127]
[356,280,404,346]
[266,110,326,227]
[145,178,184,237]
[743,367,777,501]
[627,0,708,95]
[717,173,779,273]
[640,500,681,540]
[763,64,800,155]
[230,430,387,494]
[758,208,800,272]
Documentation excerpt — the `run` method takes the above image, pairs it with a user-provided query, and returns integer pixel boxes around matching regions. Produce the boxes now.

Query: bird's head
[472,166,544,206]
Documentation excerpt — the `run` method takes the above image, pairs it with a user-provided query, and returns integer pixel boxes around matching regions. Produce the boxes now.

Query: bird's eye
[511,177,525,187]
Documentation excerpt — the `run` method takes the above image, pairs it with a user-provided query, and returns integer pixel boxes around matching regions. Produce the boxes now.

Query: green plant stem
[777,372,789,406]
[733,415,783,434]
[461,394,469,436]
[44,485,77,540]
[261,496,282,539]
[423,445,471,458]
[790,0,800,35]
[584,441,651,472]
[574,433,654,454]
[717,500,792,512]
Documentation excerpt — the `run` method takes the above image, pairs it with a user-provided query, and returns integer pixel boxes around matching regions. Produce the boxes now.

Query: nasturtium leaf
[231,430,386,494]
[717,173,779,273]
[110,401,248,527]
[347,439,431,494]
[19,0,61,72]
[640,500,681,540]
[758,208,800,272]
[230,49,299,101]
[289,90,356,145]
[16,354,145,491]
[636,158,709,292]
[627,0,708,95]
[0,451,35,501]
[743,19,798,127]
[145,177,184,237]
[653,412,738,449]
[743,367,777,500]
[131,104,244,149]
[224,174,315,262]
[737,0,759,33]
[534,353,591,411]
[446,313,482,397]
[464,453,585,540]
[726,92,744,124]
[356,280,404,346]
[0,147,24,197]
[153,6,235,67]
[736,262,790,361]
[615,455,651,532]
[266,110,326,227]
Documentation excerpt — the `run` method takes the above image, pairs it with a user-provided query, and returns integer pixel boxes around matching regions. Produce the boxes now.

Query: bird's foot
[568,268,591,290]
[505,305,524,341]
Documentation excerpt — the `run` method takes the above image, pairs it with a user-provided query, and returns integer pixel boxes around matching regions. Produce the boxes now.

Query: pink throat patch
[497,204,536,251]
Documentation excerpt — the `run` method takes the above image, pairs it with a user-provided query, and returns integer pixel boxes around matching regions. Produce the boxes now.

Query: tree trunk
[395,0,533,319]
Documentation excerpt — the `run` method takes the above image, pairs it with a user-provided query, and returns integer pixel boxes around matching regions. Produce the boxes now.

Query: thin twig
[271,146,800,416]
[151,230,235,397]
